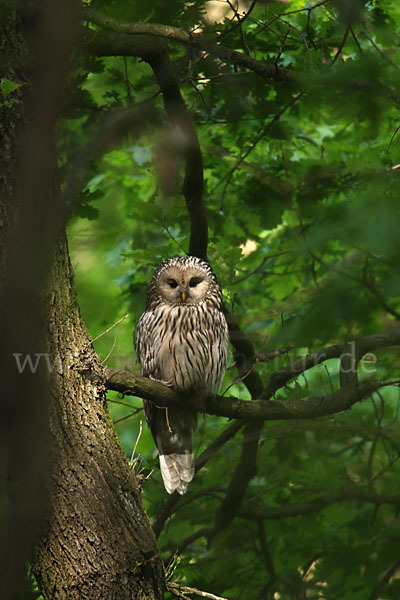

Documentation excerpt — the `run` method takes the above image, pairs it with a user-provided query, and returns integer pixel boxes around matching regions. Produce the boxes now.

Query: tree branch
[262,332,400,399]
[81,25,167,60]
[81,8,400,111]
[238,486,400,521]
[368,558,400,600]
[163,485,400,563]
[105,367,386,422]
[171,527,212,557]
[145,52,208,259]
[81,6,294,83]
[82,20,208,259]
[211,419,262,540]
[210,309,265,540]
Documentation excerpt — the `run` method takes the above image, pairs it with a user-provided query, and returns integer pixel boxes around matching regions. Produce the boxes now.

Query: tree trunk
[33,235,165,599]
[0,3,165,598]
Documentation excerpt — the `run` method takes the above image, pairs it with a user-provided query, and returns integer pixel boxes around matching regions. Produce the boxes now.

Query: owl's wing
[134,310,159,378]
[135,310,165,447]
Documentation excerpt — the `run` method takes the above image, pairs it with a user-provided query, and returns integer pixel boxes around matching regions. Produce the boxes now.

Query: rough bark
[33,236,164,599]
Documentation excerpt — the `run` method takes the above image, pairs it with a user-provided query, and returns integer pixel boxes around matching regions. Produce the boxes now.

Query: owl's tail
[159,452,194,495]
[151,404,197,495]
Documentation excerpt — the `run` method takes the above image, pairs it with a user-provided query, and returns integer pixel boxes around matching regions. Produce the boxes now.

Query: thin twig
[220,367,254,397]
[299,220,400,320]
[225,0,251,55]
[107,398,142,410]
[255,345,296,363]
[92,313,130,343]
[102,336,117,363]
[114,408,142,424]
[278,17,313,65]
[368,558,400,600]
[350,27,363,54]
[277,0,331,19]
[219,0,257,42]
[212,92,304,203]
[130,419,143,467]
[360,30,399,70]
[167,581,230,600]
[331,26,350,65]
[386,125,400,153]
[168,584,191,600]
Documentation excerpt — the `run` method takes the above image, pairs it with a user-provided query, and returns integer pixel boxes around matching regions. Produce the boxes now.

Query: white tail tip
[159,453,195,495]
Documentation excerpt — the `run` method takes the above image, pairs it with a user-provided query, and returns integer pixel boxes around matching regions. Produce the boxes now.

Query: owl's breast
[151,303,227,395]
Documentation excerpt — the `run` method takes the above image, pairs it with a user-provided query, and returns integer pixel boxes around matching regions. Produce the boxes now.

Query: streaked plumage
[134,256,229,494]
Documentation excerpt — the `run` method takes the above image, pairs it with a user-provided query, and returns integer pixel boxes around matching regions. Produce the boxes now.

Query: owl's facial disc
[158,267,211,304]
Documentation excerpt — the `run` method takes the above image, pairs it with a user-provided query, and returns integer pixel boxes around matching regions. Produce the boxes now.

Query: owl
[134,256,229,494]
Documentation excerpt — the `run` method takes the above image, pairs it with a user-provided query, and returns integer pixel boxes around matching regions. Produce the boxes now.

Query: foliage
[0,77,22,107]
[62,1,400,598]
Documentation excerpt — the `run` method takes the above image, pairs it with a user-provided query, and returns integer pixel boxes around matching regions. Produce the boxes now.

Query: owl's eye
[189,277,202,288]
[167,279,178,288]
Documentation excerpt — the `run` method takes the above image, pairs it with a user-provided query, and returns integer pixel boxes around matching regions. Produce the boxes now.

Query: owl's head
[148,256,222,307]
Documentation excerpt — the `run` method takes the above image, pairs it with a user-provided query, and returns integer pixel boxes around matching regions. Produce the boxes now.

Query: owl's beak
[181,291,186,302]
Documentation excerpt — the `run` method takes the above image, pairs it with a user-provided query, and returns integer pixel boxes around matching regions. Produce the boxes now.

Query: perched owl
[134,256,229,494]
